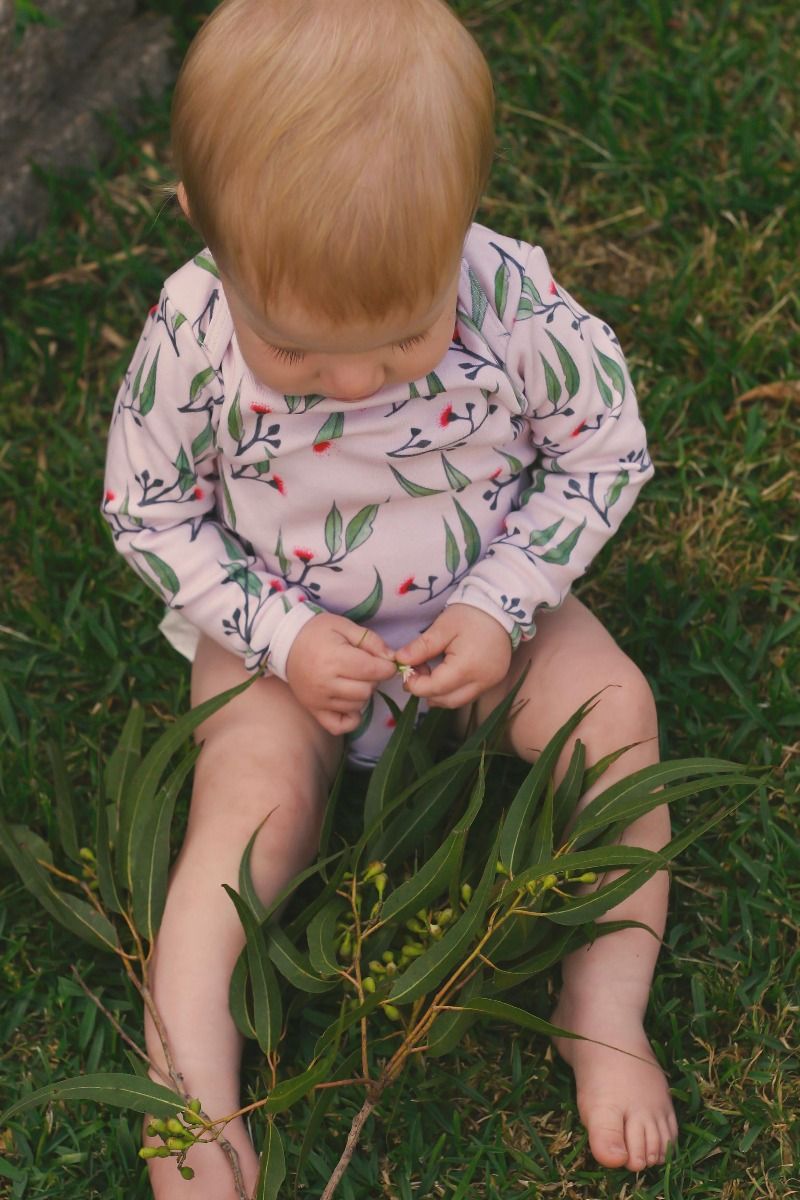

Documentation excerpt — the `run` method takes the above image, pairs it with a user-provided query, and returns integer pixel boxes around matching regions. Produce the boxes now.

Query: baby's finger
[329,679,373,703]
[424,684,480,711]
[405,659,465,698]
[340,646,397,683]
[395,624,448,668]
[315,709,363,736]
[345,625,394,660]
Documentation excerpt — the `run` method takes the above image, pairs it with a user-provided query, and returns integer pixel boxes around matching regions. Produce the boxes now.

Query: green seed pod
[354,893,363,913]
[146,1123,159,1138]
[381,950,395,963]
[167,1136,186,1152]
[373,872,389,899]
[342,870,354,881]
[460,883,473,903]
[155,1146,171,1158]
[383,1003,401,1021]
[363,976,376,994]
[362,860,386,882]
[416,908,428,921]
[182,1111,203,1126]
[180,1166,196,1181]
[139,1146,159,1160]
[166,1118,185,1135]
[78,847,95,862]
[541,873,558,890]
[434,908,454,926]
[368,959,386,975]
[187,1097,202,1113]
[577,871,598,884]
[401,942,424,958]
[495,859,508,876]
[429,923,442,938]
[525,881,539,897]
[385,960,398,976]
[405,917,426,934]
[150,1119,168,1136]
[338,930,352,959]
[369,901,381,920]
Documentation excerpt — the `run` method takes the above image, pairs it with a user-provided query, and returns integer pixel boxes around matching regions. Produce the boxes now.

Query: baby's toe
[623,1117,648,1172]
[644,1118,663,1166]
[583,1103,628,1168]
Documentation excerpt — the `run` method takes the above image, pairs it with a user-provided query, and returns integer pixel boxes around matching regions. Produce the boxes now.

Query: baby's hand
[395,605,512,709]
[286,614,396,736]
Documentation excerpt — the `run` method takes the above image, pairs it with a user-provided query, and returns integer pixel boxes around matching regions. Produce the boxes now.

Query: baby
[102,0,676,1193]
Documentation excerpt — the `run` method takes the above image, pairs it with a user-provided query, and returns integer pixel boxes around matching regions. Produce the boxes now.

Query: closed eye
[270,345,305,364]
[395,333,428,352]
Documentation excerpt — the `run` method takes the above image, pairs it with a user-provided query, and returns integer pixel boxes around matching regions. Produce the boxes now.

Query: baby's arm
[400,243,653,704]
[102,290,392,705]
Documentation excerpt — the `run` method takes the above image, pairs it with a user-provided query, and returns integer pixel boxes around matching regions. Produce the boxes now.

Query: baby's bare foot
[551,996,678,1172]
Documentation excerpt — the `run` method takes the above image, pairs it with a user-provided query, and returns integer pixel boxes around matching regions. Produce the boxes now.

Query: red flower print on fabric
[294,548,314,562]
[193,486,204,499]
[549,280,558,296]
[452,322,459,342]
[105,489,116,502]
[571,421,587,438]
[251,402,271,414]
[490,468,502,479]
[271,475,286,494]
[313,441,331,454]
[439,403,454,427]
[385,716,397,729]
[397,576,415,595]
[268,579,284,593]
[148,303,158,317]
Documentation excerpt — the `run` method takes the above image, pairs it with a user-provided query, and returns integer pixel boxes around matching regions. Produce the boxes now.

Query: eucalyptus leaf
[223,885,282,1054]
[426,967,485,1057]
[105,701,144,828]
[45,740,81,865]
[552,738,585,844]
[306,898,347,978]
[267,925,335,994]
[362,694,419,838]
[238,810,278,924]
[255,1121,285,1200]
[94,780,123,915]
[0,1073,184,1123]
[229,947,257,1041]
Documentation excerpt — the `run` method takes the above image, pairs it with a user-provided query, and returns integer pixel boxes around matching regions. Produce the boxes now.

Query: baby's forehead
[236,277,459,352]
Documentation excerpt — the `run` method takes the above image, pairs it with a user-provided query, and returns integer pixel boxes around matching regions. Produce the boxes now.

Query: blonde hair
[171,0,494,324]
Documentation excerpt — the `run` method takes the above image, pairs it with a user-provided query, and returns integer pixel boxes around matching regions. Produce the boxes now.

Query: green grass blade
[0,1073,184,1123]
[529,777,555,866]
[105,701,144,830]
[255,1121,285,1200]
[294,1047,361,1196]
[223,885,282,1054]
[456,997,585,1041]
[44,740,81,865]
[130,745,199,944]
[318,754,347,861]
[283,850,349,941]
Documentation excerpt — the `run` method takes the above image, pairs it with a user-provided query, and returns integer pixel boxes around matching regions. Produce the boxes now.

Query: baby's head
[171,0,494,399]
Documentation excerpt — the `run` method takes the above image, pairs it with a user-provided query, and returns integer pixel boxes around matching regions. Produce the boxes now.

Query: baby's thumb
[395,627,441,667]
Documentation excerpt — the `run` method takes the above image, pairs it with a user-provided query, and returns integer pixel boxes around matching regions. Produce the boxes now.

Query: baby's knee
[593,657,658,743]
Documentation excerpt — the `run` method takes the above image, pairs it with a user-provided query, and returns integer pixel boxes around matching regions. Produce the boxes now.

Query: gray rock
[0,1,175,252]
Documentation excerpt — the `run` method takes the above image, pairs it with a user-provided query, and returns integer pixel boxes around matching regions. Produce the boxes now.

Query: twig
[68,964,169,1082]
[319,1089,382,1200]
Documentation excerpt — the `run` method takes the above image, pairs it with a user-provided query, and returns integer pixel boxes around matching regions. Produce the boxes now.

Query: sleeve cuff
[259,601,320,681]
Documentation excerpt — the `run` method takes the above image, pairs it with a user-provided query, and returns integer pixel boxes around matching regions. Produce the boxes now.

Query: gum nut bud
[354,893,363,913]
[577,871,598,883]
[416,908,428,921]
[183,1112,202,1126]
[369,959,385,974]
[525,881,539,897]
[155,1146,171,1158]
[151,1119,167,1135]
[167,1137,185,1152]
[342,871,354,881]
[385,960,398,975]
[495,859,508,876]
[188,1098,202,1113]
[401,942,424,958]
[139,1146,159,1160]
[381,950,395,963]
[383,1003,401,1021]
[429,923,442,938]
[460,883,473,903]
[373,872,389,897]
[339,931,352,959]
[78,846,95,862]
[369,901,381,920]
[166,1118,185,1135]
[363,976,376,993]
[542,873,559,890]
[435,908,454,926]
[405,917,425,933]
[363,861,386,882]
[146,1123,159,1138]
[180,1166,196,1181]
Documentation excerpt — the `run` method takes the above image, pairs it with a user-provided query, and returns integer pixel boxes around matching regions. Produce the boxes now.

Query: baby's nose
[324,363,386,402]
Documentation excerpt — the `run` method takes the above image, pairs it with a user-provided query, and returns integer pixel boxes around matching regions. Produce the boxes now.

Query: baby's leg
[142,636,342,1200]
[455,595,676,1171]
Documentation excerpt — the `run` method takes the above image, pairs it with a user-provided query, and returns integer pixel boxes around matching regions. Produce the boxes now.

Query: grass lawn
[1,1,798,1197]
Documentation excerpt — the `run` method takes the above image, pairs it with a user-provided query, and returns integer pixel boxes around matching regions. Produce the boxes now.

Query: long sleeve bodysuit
[103,222,653,765]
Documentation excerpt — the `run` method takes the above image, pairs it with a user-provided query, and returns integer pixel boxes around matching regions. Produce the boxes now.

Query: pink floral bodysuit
[102,222,653,766]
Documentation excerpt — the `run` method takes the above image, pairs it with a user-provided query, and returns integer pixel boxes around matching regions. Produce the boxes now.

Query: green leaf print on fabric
[443,519,460,576]
[219,528,247,561]
[221,470,237,529]
[426,371,446,396]
[140,551,179,598]
[441,454,471,493]
[469,268,488,330]
[193,254,220,278]
[528,519,564,548]
[345,505,379,554]
[191,421,214,460]
[593,363,614,408]
[228,386,244,442]
[174,447,195,495]
[139,348,159,417]
[454,499,481,566]
[494,261,510,321]
[538,519,587,565]
[603,469,630,511]
[540,353,562,407]
[172,313,186,336]
[497,450,524,476]
[389,465,444,498]
[324,503,343,557]
[516,274,543,320]
[545,331,580,399]
[275,531,290,576]
[315,413,345,445]
[190,366,217,403]
[225,563,262,598]
[342,570,383,622]
[518,469,547,506]
[596,349,626,400]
